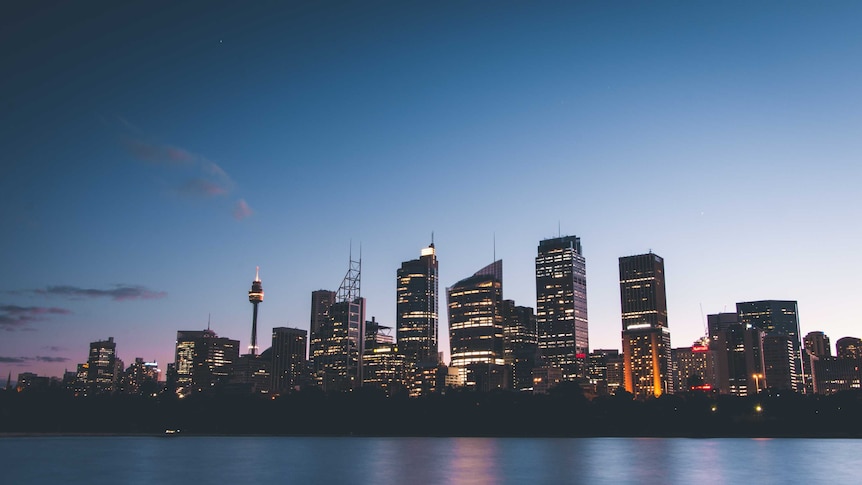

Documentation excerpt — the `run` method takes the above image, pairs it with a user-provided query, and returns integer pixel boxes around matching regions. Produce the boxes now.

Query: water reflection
[2,436,862,484]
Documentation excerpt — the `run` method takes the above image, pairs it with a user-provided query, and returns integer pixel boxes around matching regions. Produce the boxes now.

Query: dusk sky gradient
[2,1,861,379]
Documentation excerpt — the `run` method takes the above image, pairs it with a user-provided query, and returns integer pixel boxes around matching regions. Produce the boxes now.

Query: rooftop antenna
[207,313,211,331]
[493,232,496,262]
[558,220,561,237]
[699,303,707,337]
[431,231,435,246]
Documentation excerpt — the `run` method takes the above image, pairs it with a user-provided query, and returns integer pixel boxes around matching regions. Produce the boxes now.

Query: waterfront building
[309,254,365,392]
[671,339,717,392]
[535,236,588,380]
[708,312,766,396]
[836,337,862,360]
[447,260,505,391]
[87,337,119,394]
[122,358,160,395]
[501,300,537,391]
[804,331,831,358]
[396,243,439,368]
[736,300,802,391]
[270,327,307,395]
[619,253,672,398]
[812,356,862,394]
[174,329,240,395]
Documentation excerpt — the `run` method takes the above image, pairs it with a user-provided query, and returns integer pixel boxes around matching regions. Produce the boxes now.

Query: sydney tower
[248,266,264,356]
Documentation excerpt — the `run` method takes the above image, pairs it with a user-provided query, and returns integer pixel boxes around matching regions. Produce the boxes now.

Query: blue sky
[2,1,861,379]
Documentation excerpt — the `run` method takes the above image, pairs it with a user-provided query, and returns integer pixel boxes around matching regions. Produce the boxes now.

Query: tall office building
[174,329,240,395]
[836,337,862,360]
[87,337,118,394]
[396,243,439,367]
[248,267,264,356]
[619,252,672,398]
[501,300,537,391]
[535,236,588,380]
[707,312,765,396]
[447,260,506,391]
[737,300,802,392]
[309,254,365,392]
[270,327,307,395]
[309,289,337,370]
[671,339,718,392]
[804,331,831,358]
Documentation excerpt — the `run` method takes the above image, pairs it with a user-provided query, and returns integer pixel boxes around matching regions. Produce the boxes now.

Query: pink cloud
[180,178,229,197]
[233,199,253,220]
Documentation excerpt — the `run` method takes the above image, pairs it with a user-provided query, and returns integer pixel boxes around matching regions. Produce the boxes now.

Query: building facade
[447,260,506,391]
[736,300,802,392]
[396,243,439,367]
[174,329,240,395]
[619,253,672,398]
[270,327,307,395]
[535,236,588,380]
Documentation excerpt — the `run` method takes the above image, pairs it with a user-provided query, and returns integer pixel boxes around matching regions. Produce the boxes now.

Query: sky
[2,1,861,380]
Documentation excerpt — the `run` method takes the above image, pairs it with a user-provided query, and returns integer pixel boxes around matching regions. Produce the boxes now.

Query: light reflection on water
[2,436,860,484]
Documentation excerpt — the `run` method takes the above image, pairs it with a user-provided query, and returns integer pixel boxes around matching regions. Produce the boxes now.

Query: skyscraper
[804,331,831,358]
[447,260,505,391]
[707,312,765,396]
[737,300,802,392]
[270,327,307,395]
[501,299,537,391]
[396,243,439,368]
[619,252,672,398]
[248,267,264,356]
[535,236,588,380]
[836,337,862,360]
[174,329,240,395]
[309,253,365,392]
[87,337,118,394]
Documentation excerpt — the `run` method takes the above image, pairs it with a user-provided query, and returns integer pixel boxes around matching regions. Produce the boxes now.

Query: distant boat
[164,429,181,436]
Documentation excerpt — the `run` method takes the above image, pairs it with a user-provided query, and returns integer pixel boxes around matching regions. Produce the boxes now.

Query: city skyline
[3,2,862,378]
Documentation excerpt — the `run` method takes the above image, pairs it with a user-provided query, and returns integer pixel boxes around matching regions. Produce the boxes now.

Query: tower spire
[248,267,264,356]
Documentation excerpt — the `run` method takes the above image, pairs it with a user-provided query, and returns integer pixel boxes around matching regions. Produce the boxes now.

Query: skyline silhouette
[3,2,861,378]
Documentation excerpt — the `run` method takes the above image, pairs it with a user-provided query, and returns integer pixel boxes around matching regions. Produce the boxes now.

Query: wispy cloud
[43,346,67,352]
[0,305,72,331]
[123,138,195,166]
[180,178,230,197]
[0,355,70,363]
[22,285,167,301]
[233,198,253,220]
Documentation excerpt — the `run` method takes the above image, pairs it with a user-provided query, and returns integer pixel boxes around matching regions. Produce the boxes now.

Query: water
[1,436,858,484]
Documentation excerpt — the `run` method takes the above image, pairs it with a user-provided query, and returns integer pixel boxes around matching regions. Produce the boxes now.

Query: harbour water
[2,436,859,484]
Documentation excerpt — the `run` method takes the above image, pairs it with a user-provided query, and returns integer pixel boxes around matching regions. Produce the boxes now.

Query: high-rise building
[708,313,765,396]
[362,319,406,396]
[270,327,307,395]
[121,358,160,395]
[397,243,439,368]
[836,337,862,360]
[248,267,264,356]
[671,339,718,392]
[87,337,118,394]
[588,349,623,396]
[309,289,337,371]
[174,329,240,395]
[501,300,537,391]
[309,254,365,392]
[619,252,672,398]
[804,331,831,358]
[812,357,861,394]
[535,236,588,380]
[447,260,505,391]
[736,300,802,392]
